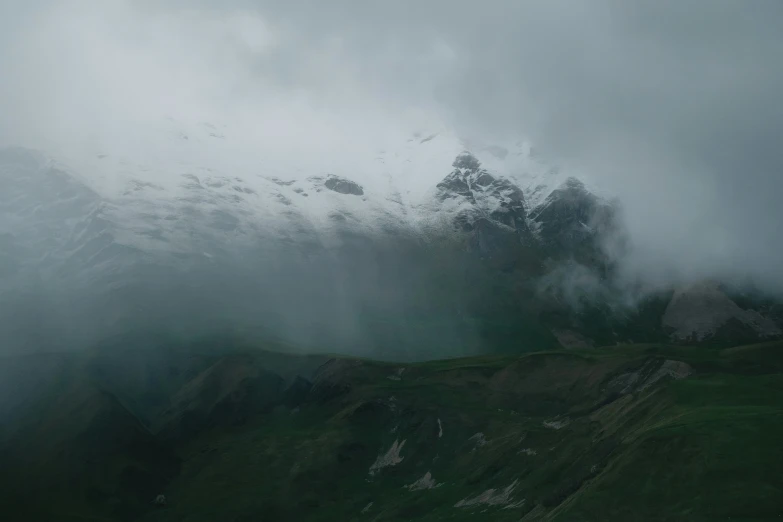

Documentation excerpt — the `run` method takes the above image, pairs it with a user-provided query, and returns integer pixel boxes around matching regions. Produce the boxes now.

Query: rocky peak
[532,178,594,216]
[435,153,528,234]
[452,151,481,171]
[528,177,616,258]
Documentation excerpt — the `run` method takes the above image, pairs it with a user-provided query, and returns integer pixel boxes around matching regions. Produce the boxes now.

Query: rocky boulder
[324,175,364,196]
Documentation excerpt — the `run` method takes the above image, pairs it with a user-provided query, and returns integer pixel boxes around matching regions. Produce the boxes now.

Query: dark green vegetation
[1,339,781,521]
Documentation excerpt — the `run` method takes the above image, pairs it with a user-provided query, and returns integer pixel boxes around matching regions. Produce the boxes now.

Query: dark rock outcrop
[324,175,364,196]
[530,178,614,249]
[436,152,530,237]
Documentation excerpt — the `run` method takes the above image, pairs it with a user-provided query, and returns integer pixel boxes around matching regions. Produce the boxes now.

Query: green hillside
[1,341,781,521]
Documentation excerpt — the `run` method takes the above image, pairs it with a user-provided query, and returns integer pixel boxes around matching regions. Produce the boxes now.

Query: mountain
[432,152,530,235]
[2,134,782,520]
[1,139,780,355]
[528,177,619,267]
[1,339,781,521]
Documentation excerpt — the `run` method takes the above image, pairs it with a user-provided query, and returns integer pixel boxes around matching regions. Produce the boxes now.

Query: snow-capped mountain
[428,152,530,235]
[2,124,779,353]
[3,116,599,265]
[0,134,618,354]
[1,139,613,280]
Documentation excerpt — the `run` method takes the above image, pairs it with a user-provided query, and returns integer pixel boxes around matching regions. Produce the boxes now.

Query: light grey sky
[2,0,783,293]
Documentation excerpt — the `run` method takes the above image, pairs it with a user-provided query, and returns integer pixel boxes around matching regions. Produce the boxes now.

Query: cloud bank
[2,0,783,295]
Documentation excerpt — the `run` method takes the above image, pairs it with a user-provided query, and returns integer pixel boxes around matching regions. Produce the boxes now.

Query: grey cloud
[255,0,783,293]
[2,0,783,293]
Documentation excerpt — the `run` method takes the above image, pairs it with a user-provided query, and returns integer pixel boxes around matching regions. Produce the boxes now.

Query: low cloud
[1,0,782,297]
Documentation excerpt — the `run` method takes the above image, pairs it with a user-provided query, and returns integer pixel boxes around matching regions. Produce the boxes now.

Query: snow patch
[469,432,488,450]
[369,439,406,476]
[387,367,406,381]
[406,471,438,491]
[543,418,570,430]
[454,480,521,508]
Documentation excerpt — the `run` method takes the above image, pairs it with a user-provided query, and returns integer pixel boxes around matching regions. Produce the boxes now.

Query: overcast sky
[2,0,783,293]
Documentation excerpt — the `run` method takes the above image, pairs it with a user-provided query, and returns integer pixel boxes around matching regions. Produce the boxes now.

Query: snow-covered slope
[2,126,781,352]
[425,152,529,234]
[0,148,148,288]
[2,118,616,284]
[1,123,646,355]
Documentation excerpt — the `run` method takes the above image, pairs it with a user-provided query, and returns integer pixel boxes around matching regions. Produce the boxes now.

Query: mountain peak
[452,151,481,171]
[432,152,530,239]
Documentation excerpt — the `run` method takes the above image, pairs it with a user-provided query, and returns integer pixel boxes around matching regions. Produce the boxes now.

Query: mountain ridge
[2,339,781,521]
[1,144,780,355]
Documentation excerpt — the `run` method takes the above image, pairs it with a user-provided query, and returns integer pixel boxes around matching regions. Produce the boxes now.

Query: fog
[1,1,782,355]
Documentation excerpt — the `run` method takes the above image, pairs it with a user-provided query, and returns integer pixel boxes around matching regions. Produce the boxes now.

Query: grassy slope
[0,379,180,522]
[1,342,781,521]
[552,343,783,521]
[131,342,782,522]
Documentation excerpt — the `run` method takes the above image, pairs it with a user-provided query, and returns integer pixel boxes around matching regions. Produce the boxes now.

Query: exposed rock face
[639,360,692,391]
[436,153,529,235]
[528,177,617,259]
[452,152,482,171]
[432,155,623,277]
[663,282,781,341]
[432,152,540,270]
[608,358,692,394]
[323,175,364,196]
